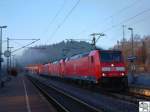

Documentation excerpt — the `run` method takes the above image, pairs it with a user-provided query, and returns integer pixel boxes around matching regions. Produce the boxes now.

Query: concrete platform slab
[0,74,57,112]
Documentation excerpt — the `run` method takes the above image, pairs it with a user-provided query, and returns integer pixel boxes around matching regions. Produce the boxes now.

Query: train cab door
[88,56,94,76]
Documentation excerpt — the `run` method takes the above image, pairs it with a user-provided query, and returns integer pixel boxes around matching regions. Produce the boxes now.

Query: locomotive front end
[99,50,128,88]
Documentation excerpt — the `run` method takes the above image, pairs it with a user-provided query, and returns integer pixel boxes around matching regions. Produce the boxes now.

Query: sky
[0,0,150,56]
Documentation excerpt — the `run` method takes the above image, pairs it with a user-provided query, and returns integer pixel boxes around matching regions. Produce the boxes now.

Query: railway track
[98,90,149,104]
[27,75,104,112]
[91,85,150,104]
[92,85,150,104]
[129,85,150,97]
[41,75,149,104]
[27,74,138,112]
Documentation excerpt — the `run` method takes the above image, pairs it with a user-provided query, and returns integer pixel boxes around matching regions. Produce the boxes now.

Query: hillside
[18,40,95,67]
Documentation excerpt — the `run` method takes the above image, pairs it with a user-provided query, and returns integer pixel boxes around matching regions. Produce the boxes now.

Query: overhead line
[112,12,150,43]
[43,0,67,34]
[75,0,142,36]
[130,13,150,26]
[105,0,141,21]
[50,0,81,39]
[11,39,40,53]
[103,8,150,33]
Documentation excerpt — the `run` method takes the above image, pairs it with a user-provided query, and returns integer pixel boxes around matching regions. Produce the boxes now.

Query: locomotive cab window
[100,51,122,62]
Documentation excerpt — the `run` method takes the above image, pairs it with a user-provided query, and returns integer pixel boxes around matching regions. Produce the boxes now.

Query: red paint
[26,50,127,83]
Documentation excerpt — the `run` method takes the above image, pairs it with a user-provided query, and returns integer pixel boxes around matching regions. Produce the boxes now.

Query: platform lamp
[128,27,136,83]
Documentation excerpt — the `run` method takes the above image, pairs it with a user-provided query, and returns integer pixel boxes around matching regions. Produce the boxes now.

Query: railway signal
[4,50,11,57]
[128,56,137,62]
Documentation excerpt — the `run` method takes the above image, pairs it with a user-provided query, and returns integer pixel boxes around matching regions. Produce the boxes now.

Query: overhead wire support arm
[11,39,40,53]
[9,38,40,41]
[95,33,105,43]
[90,33,105,48]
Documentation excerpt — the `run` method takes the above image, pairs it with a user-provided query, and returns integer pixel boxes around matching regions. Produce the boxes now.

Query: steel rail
[40,75,149,104]
[129,85,150,97]
[28,76,70,112]
[27,75,104,112]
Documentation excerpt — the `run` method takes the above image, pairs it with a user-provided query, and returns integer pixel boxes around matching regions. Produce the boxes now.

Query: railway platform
[0,74,57,112]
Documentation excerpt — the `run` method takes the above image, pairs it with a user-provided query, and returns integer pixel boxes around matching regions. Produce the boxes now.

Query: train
[26,49,128,88]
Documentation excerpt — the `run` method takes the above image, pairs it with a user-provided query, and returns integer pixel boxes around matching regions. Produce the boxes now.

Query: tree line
[113,35,150,73]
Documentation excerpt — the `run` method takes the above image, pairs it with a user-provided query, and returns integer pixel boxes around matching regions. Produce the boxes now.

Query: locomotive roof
[45,49,122,64]
[99,50,121,52]
[69,52,90,60]
[68,50,121,61]
[95,48,121,52]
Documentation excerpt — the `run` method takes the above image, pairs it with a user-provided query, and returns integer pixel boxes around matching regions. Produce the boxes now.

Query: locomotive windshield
[100,51,122,62]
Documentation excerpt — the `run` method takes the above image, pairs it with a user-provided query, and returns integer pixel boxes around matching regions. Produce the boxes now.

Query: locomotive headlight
[102,73,106,77]
[121,73,125,76]
[111,64,114,67]
[102,67,111,71]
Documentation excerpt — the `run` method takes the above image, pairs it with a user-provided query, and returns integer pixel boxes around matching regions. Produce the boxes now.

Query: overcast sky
[0,0,150,55]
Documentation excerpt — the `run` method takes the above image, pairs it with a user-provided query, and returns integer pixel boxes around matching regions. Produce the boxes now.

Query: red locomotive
[26,50,128,87]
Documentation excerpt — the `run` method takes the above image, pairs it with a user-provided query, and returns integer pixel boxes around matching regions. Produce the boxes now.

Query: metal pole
[14,56,15,68]
[117,40,119,49]
[93,35,96,48]
[12,55,15,68]
[10,54,11,69]
[10,52,12,69]
[128,27,135,83]
[0,26,7,79]
[122,25,126,49]
[131,29,135,83]
[12,55,16,68]
[9,47,13,70]
[0,28,2,76]
[128,28,134,56]
[7,38,9,73]
[131,30,134,56]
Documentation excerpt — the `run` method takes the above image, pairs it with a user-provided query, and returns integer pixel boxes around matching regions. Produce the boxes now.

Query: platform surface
[0,74,57,112]
[128,73,150,88]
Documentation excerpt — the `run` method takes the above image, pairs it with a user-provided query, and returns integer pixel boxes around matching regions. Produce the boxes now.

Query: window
[100,51,122,62]
[70,54,80,60]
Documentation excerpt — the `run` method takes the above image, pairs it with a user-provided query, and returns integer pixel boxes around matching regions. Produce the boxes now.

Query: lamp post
[122,25,126,49]
[128,27,135,83]
[128,27,134,57]
[117,40,120,49]
[0,26,7,77]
